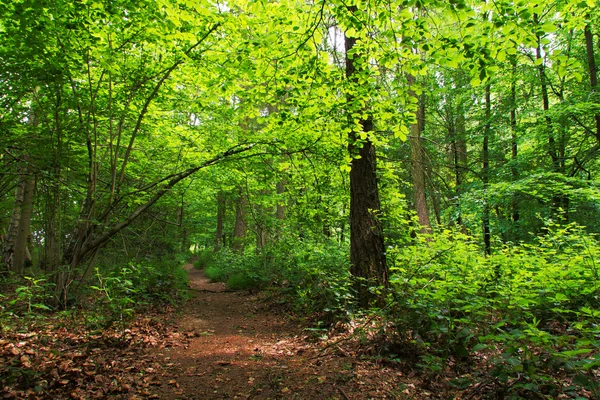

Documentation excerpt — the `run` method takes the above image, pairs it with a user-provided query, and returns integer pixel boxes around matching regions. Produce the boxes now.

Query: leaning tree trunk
[344,9,388,307]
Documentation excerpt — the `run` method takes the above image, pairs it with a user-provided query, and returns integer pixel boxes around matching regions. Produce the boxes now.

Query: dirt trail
[149,264,408,399]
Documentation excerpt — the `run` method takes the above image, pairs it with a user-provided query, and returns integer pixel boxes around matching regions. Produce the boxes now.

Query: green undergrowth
[386,222,600,397]
[1,256,190,332]
[195,239,352,321]
[196,222,600,397]
[86,257,190,327]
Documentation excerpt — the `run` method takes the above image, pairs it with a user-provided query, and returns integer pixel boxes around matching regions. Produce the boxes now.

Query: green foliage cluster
[386,223,600,397]
[197,239,352,321]
[1,276,54,321]
[1,258,189,331]
[90,259,189,323]
[196,221,600,396]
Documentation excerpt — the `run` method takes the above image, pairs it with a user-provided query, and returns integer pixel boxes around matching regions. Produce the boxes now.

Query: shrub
[385,223,600,397]
[204,238,351,322]
[193,249,215,270]
[90,257,189,327]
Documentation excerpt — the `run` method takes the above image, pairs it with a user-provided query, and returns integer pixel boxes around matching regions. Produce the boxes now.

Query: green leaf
[472,343,488,352]
[541,23,556,33]
[394,124,408,140]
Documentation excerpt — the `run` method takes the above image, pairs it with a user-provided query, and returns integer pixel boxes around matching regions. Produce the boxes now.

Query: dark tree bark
[255,188,270,250]
[344,12,388,307]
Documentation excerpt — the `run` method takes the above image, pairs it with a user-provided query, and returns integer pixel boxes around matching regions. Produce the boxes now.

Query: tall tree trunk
[214,191,226,252]
[344,11,388,307]
[275,181,286,221]
[274,180,286,239]
[2,170,34,273]
[255,189,270,250]
[2,180,23,271]
[407,74,431,233]
[430,185,442,225]
[232,187,247,253]
[510,57,520,226]
[178,193,188,252]
[536,17,565,220]
[4,105,38,273]
[482,84,491,256]
[13,172,35,274]
[42,182,61,272]
[585,24,600,144]
[450,104,467,229]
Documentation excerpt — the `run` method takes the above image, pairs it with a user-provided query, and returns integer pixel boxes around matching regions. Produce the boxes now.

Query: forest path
[149,264,406,399]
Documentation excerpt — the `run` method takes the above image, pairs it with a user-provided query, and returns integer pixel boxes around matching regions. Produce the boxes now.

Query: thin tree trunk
[407,74,431,233]
[274,180,285,239]
[232,187,247,253]
[3,174,26,272]
[536,18,565,220]
[214,191,226,252]
[42,184,60,272]
[510,57,519,225]
[585,24,600,144]
[450,105,467,229]
[179,194,188,252]
[483,84,491,256]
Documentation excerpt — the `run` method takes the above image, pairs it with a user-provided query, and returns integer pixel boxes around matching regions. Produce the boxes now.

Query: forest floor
[1,264,461,399]
[147,264,423,399]
[3,263,597,399]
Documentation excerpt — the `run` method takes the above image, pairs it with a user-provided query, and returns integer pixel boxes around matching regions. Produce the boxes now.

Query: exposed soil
[149,264,417,399]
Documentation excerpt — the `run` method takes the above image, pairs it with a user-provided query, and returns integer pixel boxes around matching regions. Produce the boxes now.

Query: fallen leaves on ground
[0,311,188,400]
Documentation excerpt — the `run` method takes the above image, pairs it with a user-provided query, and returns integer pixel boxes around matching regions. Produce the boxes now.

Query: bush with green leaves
[274,239,352,322]
[2,275,55,317]
[205,238,352,321]
[386,222,600,397]
[193,248,215,270]
[90,257,189,327]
